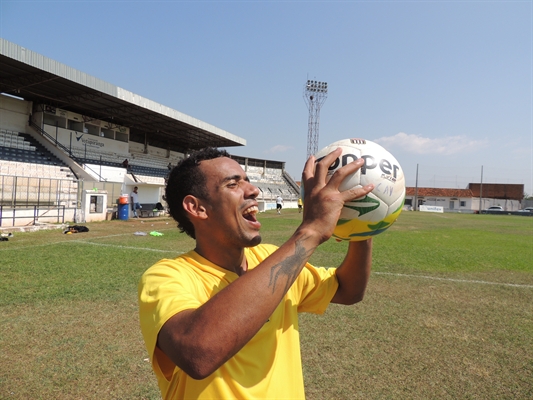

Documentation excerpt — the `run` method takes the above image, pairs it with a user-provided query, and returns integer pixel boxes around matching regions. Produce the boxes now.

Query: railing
[30,120,77,159]
[29,120,108,182]
[0,205,67,227]
[0,175,78,208]
[282,170,301,195]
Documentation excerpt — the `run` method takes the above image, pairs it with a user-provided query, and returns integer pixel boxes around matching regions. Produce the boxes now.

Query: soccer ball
[313,138,405,241]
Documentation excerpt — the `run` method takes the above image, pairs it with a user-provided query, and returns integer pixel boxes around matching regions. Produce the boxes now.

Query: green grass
[0,210,532,399]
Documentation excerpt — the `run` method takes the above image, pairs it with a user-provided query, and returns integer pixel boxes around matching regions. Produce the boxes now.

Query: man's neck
[194,243,248,276]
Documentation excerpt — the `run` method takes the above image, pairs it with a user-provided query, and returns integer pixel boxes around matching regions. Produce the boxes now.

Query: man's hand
[299,148,374,245]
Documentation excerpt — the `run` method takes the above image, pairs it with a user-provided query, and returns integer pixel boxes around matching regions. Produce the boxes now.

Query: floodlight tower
[303,79,328,159]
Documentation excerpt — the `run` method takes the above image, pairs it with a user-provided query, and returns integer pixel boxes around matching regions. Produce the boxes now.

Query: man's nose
[247,182,260,198]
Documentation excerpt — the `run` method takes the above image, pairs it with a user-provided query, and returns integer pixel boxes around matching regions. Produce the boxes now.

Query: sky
[1,1,532,196]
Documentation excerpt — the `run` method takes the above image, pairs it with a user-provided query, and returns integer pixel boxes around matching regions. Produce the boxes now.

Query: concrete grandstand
[0,38,299,228]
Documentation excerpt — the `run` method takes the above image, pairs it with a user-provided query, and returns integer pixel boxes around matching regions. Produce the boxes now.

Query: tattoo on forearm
[269,240,312,294]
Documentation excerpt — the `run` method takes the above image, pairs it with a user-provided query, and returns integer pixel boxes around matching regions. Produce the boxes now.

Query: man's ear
[183,195,208,220]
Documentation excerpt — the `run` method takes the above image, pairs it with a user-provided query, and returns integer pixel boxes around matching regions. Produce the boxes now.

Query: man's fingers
[302,148,343,192]
[343,183,375,202]
[302,154,316,181]
[327,157,364,188]
[302,148,373,203]
[314,148,343,182]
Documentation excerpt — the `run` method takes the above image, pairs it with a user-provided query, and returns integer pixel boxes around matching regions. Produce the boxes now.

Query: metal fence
[0,205,68,227]
[0,175,78,207]
[0,174,77,227]
[0,174,124,227]
[0,175,123,208]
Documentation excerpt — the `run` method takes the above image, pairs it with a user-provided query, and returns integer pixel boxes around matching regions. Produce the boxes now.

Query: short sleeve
[293,265,338,314]
[138,259,203,378]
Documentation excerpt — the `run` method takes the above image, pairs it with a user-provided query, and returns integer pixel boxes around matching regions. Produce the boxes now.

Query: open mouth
[242,205,259,222]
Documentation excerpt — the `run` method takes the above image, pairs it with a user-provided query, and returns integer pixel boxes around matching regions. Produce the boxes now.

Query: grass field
[1,210,532,399]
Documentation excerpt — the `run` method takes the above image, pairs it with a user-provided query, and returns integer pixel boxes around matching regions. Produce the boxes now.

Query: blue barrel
[118,203,129,220]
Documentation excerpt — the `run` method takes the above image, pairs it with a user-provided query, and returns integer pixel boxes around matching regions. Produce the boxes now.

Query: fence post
[13,176,17,208]
[37,178,42,208]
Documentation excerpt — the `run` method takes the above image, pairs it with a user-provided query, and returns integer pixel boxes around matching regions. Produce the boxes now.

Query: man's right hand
[299,148,374,245]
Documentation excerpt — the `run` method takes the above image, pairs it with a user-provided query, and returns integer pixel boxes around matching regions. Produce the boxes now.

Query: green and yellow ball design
[333,196,404,241]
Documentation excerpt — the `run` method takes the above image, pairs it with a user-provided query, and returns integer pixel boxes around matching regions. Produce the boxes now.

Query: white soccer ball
[313,138,406,241]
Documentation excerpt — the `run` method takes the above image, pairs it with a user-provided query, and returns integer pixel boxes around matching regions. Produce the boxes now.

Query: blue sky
[1,1,531,195]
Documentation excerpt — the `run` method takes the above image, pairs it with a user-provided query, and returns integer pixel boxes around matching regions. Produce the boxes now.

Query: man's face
[198,157,261,248]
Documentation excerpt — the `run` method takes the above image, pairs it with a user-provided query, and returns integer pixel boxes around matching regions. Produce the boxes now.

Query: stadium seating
[68,147,173,181]
[0,131,75,181]
[243,165,299,200]
[0,160,73,180]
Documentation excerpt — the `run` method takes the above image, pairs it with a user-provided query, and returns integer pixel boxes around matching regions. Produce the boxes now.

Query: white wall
[124,184,161,205]
[0,94,32,132]
[84,164,126,183]
[405,195,521,212]
[41,125,129,155]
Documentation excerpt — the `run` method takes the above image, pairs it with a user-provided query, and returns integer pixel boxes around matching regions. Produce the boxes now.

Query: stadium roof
[0,38,246,153]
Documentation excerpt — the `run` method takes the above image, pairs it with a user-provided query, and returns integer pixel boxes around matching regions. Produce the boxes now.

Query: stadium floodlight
[303,79,328,159]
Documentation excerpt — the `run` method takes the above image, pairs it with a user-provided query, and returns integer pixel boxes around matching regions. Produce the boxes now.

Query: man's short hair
[165,147,230,239]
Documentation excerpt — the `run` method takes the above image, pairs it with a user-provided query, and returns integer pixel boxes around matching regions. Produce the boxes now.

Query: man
[276,194,284,214]
[298,196,303,213]
[130,186,141,218]
[138,147,374,399]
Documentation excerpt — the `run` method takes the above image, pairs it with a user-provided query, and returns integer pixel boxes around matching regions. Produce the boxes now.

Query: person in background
[276,194,284,214]
[298,197,303,213]
[130,186,141,218]
[138,147,374,399]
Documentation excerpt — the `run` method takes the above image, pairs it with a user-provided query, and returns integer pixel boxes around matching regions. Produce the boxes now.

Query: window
[101,128,115,139]
[68,119,83,132]
[85,124,100,136]
[115,131,129,143]
[89,195,104,214]
[43,114,66,128]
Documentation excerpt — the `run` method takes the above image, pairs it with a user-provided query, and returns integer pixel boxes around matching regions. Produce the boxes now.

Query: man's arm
[330,239,372,305]
[157,149,374,379]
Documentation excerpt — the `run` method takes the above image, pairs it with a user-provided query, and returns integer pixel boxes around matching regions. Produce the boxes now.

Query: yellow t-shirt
[138,243,338,400]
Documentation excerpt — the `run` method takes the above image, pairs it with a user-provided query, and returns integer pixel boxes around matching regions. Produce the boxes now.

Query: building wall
[0,95,32,132]
[405,195,521,212]
[405,195,473,211]
[33,108,130,156]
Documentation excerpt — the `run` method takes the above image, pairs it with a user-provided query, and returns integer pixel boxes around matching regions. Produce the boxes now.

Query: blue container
[118,203,129,220]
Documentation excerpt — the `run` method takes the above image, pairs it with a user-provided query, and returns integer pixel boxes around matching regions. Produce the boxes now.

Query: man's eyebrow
[221,174,250,183]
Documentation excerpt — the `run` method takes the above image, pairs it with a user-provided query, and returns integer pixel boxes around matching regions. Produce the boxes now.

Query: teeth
[243,206,258,215]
